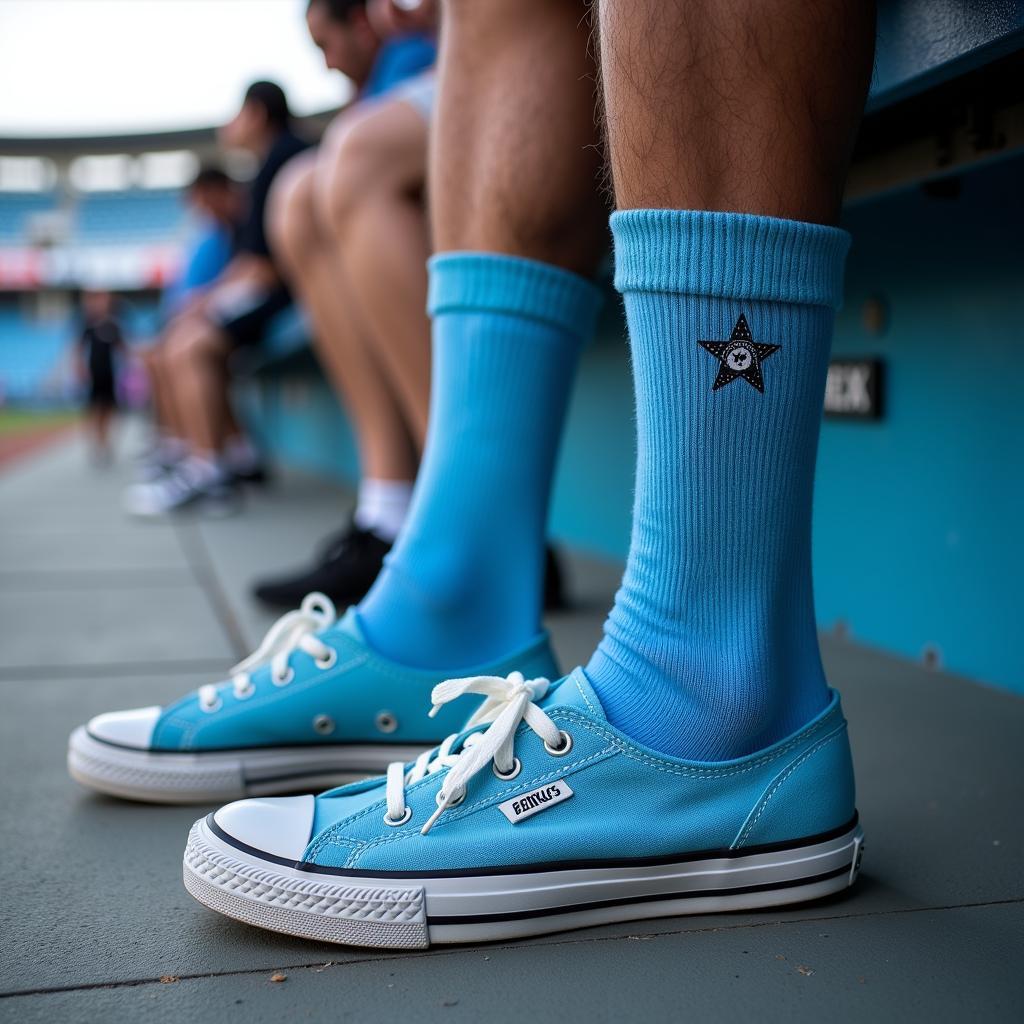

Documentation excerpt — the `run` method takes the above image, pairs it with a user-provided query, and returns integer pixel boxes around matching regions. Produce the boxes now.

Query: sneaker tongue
[325,606,363,642]
[538,667,608,721]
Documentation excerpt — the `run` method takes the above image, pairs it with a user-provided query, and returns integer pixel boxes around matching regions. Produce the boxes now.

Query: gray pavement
[1,428,1021,1023]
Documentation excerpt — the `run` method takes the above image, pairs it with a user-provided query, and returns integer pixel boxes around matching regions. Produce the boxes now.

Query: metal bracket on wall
[846,52,1024,204]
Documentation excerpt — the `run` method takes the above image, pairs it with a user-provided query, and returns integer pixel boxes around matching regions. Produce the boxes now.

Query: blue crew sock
[358,252,601,669]
[585,210,850,761]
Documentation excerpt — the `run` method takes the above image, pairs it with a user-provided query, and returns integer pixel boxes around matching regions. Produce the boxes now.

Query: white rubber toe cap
[86,706,161,749]
[214,795,316,861]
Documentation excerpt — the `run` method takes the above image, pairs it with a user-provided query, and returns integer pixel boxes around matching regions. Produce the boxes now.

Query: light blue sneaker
[68,594,559,804]
[183,667,864,947]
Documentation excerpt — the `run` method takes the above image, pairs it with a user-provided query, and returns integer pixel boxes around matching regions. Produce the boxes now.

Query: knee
[168,323,220,368]
[267,156,321,273]
[316,111,387,241]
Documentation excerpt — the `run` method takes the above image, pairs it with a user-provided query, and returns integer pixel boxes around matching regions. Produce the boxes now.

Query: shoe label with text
[498,779,574,824]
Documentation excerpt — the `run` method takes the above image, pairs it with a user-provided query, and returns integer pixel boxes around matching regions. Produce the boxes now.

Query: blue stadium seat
[0,192,58,242]
[75,189,186,243]
[0,310,70,402]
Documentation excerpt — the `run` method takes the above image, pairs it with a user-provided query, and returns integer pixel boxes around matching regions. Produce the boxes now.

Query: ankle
[585,639,829,761]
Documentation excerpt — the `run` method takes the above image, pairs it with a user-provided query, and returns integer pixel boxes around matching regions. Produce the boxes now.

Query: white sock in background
[158,436,188,462]
[353,479,414,543]
[180,453,227,489]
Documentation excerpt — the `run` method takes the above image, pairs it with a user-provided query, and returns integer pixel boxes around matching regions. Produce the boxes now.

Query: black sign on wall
[824,359,884,420]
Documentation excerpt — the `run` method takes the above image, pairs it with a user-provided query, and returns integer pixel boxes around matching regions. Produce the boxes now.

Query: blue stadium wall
[244,154,1023,695]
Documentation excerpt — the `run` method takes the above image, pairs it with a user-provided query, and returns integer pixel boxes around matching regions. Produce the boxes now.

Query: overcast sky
[0,0,352,138]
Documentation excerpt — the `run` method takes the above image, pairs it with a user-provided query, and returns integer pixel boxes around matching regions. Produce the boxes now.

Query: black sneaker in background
[251,523,391,610]
[230,460,272,486]
[543,544,568,611]
[254,526,569,613]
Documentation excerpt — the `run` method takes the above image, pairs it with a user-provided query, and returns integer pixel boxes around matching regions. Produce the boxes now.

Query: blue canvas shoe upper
[252,668,857,872]
[88,594,560,753]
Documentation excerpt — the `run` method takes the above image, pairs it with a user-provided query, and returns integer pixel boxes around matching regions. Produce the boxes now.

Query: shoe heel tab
[733,717,855,849]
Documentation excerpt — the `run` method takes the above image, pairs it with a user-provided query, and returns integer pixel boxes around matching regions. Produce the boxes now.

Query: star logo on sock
[698,314,781,393]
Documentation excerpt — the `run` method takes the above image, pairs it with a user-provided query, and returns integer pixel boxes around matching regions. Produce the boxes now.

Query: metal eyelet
[436,788,465,808]
[492,757,522,781]
[315,648,337,670]
[544,730,573,757]
[313,714,335,735]
[272,666,295,687]
[234,682,255,700]
[199,696,222,714]
[375,710,398,734]
[383,807,412,827]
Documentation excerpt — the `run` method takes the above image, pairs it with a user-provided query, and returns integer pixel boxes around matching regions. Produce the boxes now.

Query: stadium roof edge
[0,108,339,155]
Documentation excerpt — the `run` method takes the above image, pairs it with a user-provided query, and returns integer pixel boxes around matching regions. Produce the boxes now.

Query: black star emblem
[698,314,781,393]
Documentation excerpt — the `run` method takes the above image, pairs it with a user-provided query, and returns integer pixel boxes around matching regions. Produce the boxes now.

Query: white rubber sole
[183,813,864,948]
[68,726,425,804]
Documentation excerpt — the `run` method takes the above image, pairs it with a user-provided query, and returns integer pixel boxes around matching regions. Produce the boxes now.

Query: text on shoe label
[498,779,574,823]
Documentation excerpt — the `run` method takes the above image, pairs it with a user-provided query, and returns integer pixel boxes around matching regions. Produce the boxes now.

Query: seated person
[249,0,440,608]
[124,81,309,517]
[138,166,242,482]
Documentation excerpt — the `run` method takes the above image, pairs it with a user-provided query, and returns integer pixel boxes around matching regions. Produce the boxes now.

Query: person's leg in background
[140,345,180,446]
[322,94,433,448]
[270,149,418,491]
[133,333,199,481]
[84,395,114,464]
[93,401,114,459]
[251,146,418,608]
[120,315,241,515]
[355,0,608,670]
[167,321,231,458]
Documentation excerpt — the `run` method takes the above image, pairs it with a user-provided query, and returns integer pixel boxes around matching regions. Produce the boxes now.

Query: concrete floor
[0,428,1021,1023]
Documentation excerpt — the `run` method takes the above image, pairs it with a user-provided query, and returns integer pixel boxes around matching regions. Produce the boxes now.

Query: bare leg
[96,405,112,446]
[147,338,192,443]
[163,319,231,458]
[600,0,874,221]
[269,153,417,481]
[321,99,433,447]
[433,0,606,269]
[141,344,173,435]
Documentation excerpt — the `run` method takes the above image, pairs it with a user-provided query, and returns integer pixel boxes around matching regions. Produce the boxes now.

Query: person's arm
[216,251,279,289]
[71,328,89,384]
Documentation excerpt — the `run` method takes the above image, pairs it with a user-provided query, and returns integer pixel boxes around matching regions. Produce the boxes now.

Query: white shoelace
[384,671,568,835]
[198,592,338,711]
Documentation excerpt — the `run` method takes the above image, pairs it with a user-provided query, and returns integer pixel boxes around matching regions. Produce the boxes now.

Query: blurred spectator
[160,166,241,319]
[125,81,309,516]
[138,166,242,477]
[76,290,125,465]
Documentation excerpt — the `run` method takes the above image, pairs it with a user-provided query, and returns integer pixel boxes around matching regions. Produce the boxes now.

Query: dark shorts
[209,286,291,349]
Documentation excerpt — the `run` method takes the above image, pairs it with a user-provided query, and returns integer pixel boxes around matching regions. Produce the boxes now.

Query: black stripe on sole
[207,811,860,879]
[427,863,855,925]
[85,730,437,754]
